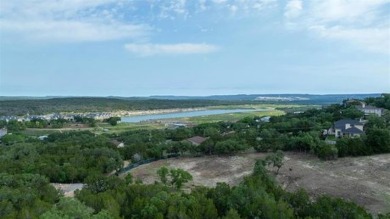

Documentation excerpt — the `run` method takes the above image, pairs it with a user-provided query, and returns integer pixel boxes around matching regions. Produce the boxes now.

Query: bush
[317,144,338,160]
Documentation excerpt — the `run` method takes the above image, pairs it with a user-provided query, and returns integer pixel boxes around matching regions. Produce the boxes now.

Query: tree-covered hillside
[0,98,248,116]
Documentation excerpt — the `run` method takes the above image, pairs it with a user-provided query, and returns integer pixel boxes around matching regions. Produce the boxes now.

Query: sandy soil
[276,152,390,215]
[128,153,266,187]
[127,152,390,214]
[51,183,84,197]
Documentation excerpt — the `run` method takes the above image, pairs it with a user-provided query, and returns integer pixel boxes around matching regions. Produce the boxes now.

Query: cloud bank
[0,0,149,42]
[284,0,390,54]
[124,43,219,56]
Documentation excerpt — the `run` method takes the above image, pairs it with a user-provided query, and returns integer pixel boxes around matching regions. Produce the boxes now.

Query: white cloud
[0,20,148,42]
[284,0,302,19]
[284,0,390,54]
[124,43,219,56]
[159,0,189,19]
[307,0,389,23]
[195,0,278,16]
[212,0,228,4]
[0,0,149,42]
[310,25,390,54]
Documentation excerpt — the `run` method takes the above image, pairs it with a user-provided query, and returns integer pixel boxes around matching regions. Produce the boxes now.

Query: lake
[121,109,264,123]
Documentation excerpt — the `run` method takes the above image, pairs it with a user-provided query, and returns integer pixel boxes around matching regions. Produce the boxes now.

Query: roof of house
[186,136,207,145]
[0,129,7,137]
[334,119,363,130]
[356,105,383,111]
[344,127,364,134]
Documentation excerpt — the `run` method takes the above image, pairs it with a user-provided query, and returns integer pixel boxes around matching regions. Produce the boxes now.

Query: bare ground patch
[276,152,390,215]
[127,152,390,214]
[51,183,84,197]
[128,153,266,187]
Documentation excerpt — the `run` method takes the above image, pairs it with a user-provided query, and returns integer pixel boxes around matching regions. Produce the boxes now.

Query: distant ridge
[0,93,382,105]
[148,94,382,104]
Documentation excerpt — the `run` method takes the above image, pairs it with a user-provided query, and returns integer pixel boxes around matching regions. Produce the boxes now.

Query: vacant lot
[277,153,390,215]
[128,152,390,214]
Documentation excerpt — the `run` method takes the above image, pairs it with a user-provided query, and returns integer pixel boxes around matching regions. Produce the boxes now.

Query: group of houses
[326,101,384,138]
[0,112,114,123]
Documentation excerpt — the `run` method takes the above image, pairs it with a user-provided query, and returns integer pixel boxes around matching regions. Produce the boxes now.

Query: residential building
[0,128,7,138]
[328,119,364,138]
[356,105,384,117]
[186,136,208,146]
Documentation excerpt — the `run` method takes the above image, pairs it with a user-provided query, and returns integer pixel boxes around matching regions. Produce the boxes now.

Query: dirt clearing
[277,152,390,214]
[128,153,266,187]
[127,152,390,214]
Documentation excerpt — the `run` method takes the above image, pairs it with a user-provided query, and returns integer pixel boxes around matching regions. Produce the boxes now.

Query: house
[38,135,48,140]
[165,122,189,129]
[328,119,364,138]
[356,104,384,117]
[255,116,270,123]
[0,128,7,138]
[111,140,125,148]
[186,136,208,146]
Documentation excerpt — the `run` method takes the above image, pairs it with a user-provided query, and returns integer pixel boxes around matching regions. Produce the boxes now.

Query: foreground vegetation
[3,159,384,218]
[0,94,389,218]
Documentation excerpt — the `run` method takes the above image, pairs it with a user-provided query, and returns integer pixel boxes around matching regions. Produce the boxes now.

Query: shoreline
[2,104,279,121]
[112,107,208,117]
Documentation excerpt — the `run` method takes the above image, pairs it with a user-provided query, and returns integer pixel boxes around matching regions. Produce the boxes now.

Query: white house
[328,119,364,138]
[356,104,384,117]
[0,128,7,138]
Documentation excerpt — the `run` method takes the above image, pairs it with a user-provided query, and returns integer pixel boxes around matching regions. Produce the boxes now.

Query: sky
[0,0,389,96]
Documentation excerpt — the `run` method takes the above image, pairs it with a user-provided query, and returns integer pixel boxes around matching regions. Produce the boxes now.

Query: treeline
[364,93,390,110]
[0,119,70,131]
[0,131,122,183]
[2,159,381,218]
[255,102,390,159]
[0,98,248,116]
[0,116,118,132]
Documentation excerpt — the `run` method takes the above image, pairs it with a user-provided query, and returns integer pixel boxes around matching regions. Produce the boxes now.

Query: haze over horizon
[1,0,389,96]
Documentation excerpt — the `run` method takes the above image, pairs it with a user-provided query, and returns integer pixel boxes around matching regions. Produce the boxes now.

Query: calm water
[121,109,263,123]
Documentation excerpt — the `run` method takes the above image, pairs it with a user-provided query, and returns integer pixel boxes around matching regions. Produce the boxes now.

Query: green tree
[125,173,133,184]
[40,197,115,219]
[170,168,193,189]
[265,150,284,174]
[366,127,390,153]
[105,117,121,126]
[223,209,241,219]
[317,143,338,160]
[157,167,169,185]
[340,107,364,119]
[1,133,26,145]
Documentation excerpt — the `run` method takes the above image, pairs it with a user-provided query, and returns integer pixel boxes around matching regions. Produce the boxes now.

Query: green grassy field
[185,110,285,124]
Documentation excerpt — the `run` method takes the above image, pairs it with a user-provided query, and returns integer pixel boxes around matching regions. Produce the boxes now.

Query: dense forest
[0,98,249,116]
[0,94,389,218]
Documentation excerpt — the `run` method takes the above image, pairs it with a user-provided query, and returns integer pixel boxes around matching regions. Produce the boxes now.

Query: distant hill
[0,94,381,106]
[0,98,247,116]
[149,94,381,104]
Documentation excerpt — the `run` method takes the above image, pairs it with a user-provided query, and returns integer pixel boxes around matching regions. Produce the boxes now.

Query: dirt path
[127,152,390,214]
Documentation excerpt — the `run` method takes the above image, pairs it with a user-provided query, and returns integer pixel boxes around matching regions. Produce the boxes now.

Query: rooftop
[186,136,208,145]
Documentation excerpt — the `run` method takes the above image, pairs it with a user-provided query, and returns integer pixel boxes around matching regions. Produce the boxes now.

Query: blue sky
[0,0,389,96]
